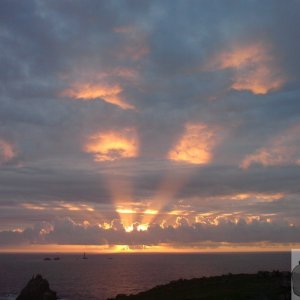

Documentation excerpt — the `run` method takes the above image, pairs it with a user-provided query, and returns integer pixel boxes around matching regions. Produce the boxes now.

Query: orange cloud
[194,211,277,226]
[22,202,95,212]
[210,42,286,94]
[84,128,138,162]
[241,124,300,168]
[61,82,135,110]
[241,147,291,168]
[0,139,15,163]
[230,193,284,201]
[168,123,216,164]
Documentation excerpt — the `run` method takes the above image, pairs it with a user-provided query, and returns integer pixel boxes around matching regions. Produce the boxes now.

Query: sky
[1,0,300,253]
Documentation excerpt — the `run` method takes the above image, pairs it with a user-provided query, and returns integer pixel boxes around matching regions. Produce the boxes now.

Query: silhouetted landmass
[108,271,291,300]
[16,274,57,300]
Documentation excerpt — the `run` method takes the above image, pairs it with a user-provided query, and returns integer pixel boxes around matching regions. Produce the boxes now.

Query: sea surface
[0,252,290,300]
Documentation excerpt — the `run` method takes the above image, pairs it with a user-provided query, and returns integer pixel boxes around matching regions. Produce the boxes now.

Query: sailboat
[82,252,88,259]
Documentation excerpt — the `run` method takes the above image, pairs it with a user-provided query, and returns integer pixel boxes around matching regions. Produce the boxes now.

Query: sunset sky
[1,0,300,253]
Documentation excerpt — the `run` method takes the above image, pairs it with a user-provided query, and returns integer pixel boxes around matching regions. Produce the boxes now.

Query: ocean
[0,252,290,300]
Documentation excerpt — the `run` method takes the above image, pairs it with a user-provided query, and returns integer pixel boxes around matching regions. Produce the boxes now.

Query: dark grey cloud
[1,217,300,246]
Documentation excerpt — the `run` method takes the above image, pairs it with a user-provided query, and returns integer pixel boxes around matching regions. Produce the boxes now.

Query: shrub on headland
[108,271,291,300]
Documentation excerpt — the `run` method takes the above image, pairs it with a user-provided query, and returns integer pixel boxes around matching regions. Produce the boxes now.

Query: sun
[125,223,149,232]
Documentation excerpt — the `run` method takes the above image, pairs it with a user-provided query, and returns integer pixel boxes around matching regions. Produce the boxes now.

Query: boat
[43,257,51,261]
[53,257,60,261]
[82,252,88,259]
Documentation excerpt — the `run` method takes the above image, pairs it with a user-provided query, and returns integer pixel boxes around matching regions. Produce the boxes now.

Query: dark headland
[108,271,291,300]
[16,274,57,300]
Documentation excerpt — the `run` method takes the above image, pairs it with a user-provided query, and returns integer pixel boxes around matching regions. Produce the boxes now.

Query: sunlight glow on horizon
[0,242,297,254]
[124,223,149,232]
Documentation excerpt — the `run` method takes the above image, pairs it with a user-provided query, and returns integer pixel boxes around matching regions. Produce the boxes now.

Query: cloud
[113,24,149,61]
[175,216,190,227]
[168,123,217,164]
[241,123,300,168]
[84,128,139,161]
[0,0,300,249]
[60,67,139,110]
[61,82,135,110]
[1,216,300,247]
[208,41,286,94]
[0,139,15,164]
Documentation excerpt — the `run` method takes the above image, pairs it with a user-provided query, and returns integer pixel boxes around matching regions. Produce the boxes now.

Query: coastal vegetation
[109,271,291,300]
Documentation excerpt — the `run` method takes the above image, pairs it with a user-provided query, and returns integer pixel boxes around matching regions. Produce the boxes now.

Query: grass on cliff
[109,271,291,300]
